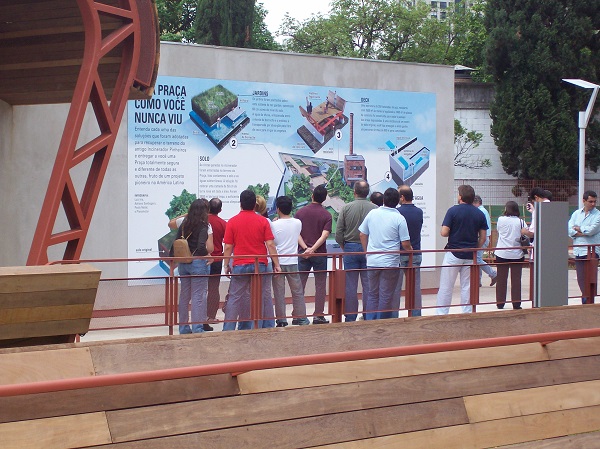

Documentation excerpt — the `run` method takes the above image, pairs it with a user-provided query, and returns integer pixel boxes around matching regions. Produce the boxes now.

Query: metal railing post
[470,251,479,312]
[405,252,415,317]
[330,254,344,323]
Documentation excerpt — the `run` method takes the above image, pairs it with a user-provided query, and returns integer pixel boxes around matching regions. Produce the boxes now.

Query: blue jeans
[178,259,209,333]
[299,255,328,316]
[342,242,369,321]
[393,253,422,317]
[366,267,400,320]
[223,263,272,331]
[477,238,497,280]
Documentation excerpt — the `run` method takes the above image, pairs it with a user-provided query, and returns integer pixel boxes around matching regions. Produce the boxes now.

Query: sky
[258,0,329,36]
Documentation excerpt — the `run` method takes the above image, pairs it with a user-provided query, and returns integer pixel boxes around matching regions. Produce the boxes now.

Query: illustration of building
[297,90,348,153]
[189,84,249,149]
[343,113,367,187]
[388,137,431,186]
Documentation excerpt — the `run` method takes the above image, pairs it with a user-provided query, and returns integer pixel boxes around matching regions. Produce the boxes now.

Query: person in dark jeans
[296,184,332,324]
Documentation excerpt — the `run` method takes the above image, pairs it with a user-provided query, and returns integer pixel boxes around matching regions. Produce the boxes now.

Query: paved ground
[80,266,590,342]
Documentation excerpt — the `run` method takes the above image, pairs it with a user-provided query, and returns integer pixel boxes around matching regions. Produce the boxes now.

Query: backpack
[172,225,194,263]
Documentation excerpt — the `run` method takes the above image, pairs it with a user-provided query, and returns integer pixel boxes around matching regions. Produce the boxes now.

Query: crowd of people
[170,183,599,333]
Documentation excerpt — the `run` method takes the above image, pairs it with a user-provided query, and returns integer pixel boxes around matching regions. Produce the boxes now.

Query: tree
[485,0,600,180]
[194,0,256,47]
[288,174,312,209]
[251,2,282,51]
[165,189,197,218]
[247,183,270,199]
[155,0,197,42]
[454,119,490,170]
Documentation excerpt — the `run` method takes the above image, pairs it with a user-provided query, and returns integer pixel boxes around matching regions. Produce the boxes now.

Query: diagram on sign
[388,137,430,186]
[189,84,250,150]
[297,90,349,153]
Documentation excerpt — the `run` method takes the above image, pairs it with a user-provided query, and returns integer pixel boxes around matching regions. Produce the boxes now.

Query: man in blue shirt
[359,188,412,320]
[393,185,423,316]
[436,185,487,314]
[568,190,600,304]
[473,195,497,287]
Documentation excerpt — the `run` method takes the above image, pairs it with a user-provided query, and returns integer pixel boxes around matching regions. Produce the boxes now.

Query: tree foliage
[279,0,488,68]
[454,119,490,169]
[247,183,270,199]
[165,189,197,218]
[156,0,197,42]
[485,0,600,179]
[155,0,278,49]
[194,0,255,47]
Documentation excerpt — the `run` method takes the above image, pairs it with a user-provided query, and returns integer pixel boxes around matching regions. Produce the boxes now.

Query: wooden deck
[1,305,600,448]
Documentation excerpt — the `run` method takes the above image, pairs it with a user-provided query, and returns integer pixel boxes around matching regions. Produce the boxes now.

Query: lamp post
[562,79,600,202]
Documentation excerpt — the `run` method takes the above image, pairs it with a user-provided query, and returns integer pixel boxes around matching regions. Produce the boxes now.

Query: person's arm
[568,212,579,238]
[401,240,412,251]
[223,243,233,276]
[205,234,214,255]
[168,214,186,230]
[335,209,345,249]
[521,227,534,238]
[579,212,600,236]
[298,235,309,252]
[266,239,281,273]
[304,230,331,255]
[440,225,450,237]
[477,229,486,248]
[359,232,368,252]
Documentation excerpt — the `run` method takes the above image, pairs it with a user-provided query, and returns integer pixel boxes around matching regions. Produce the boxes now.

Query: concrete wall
[0,43,455,282]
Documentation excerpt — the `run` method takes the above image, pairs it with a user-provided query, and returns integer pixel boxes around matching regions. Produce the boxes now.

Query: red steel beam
[27,0,151,265]
[1,327,600,398]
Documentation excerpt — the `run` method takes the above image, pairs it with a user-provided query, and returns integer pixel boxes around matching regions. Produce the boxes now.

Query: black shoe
[490,277,497,287]
[203,323,214,331]
[292,318,310,325]
[513,305,522,310]
[312,316,329,324]
[496,304,505,309]
[276,321,288,327]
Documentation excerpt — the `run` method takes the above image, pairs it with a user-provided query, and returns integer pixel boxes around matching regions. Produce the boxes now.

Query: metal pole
[579,112,586,202]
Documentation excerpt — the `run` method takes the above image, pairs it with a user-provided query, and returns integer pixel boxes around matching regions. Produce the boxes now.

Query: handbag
[519,220,531,255]
[172,225,194,263]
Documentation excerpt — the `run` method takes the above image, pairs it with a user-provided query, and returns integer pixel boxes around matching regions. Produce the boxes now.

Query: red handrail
[1,327,600,398]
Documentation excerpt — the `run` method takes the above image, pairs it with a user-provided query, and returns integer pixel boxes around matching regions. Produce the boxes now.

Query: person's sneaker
[276,321,288,328]
[490,277,497,287]
[292,318,310,325]
[179,325,192,334]
[312,316,329,324]
[203,323,214,331]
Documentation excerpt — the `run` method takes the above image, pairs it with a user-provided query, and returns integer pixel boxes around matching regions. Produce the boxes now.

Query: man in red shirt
[223,190,280,331]
[206,198,227,328]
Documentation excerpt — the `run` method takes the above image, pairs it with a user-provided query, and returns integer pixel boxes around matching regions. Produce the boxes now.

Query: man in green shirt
[335,181,377,321]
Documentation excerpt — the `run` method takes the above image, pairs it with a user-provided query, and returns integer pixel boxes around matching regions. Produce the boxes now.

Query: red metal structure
[0,0,159,265]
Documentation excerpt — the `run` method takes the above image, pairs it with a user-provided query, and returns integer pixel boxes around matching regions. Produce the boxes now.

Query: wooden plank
[0,303,94,324]
[312,405,600,449]
[104,398,468,447]
[0,412,112,449]
[464,379,600,423]
[0,347,94,385]
[545,336,600,360]
[0,264,101,293]
[86,305,600,376]
[0,288,98,309]
[495,431,600,448]
[0,375,239,424]
[0,318,91,340]
[238,343,548,393]
[111,355,600,443]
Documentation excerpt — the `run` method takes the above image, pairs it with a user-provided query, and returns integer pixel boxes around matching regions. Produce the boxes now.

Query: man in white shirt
[568,190,600,304]
[271,196,310,326]
[359,188,412,320]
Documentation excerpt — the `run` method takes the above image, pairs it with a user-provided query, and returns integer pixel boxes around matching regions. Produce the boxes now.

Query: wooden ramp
[1,305,600,448]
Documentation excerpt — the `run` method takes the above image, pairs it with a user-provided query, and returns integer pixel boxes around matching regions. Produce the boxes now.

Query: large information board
[128,76,437,277]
